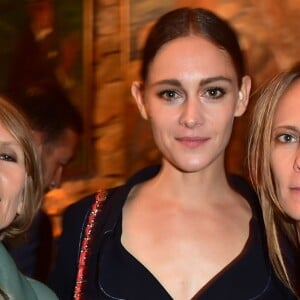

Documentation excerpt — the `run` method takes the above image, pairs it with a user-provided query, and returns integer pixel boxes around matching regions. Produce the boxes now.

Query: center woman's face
[0,122,25,231]
[270,80,300,220]
[132,35,250,173]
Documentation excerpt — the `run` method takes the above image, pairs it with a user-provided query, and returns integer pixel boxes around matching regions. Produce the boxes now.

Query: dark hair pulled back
[140,7,245,86]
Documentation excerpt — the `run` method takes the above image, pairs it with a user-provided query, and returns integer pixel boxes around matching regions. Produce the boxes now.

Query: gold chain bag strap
[73,189,108,300]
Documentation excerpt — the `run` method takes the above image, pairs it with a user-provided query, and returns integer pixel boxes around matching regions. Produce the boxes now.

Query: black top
[49,165,296,299]
[95,180,294,299]
[6,210,53,282]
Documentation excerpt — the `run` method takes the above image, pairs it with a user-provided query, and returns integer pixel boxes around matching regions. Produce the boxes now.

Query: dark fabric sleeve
[47,195,95,300]
[35,211,54,282]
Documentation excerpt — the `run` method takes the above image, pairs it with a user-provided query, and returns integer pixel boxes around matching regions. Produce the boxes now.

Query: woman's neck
[139,160,233,207]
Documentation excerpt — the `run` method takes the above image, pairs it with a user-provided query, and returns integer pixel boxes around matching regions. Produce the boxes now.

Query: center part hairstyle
[248,63,300,295]
[0,96,43,240]
[140,7,246,86]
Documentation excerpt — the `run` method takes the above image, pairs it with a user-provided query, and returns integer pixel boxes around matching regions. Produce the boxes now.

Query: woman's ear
[131,81,148,120]
[234,75,252,117]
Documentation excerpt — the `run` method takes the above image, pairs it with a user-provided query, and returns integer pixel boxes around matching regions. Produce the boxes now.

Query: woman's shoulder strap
[74,189,108,300]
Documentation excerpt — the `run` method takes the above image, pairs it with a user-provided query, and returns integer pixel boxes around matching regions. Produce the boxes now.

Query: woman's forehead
[147,36,237,82]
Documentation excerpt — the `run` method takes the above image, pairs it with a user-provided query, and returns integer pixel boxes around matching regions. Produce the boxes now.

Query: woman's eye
[204,87,225,99]
[276,133,297,144]
[0,153,16,162]
[158,90,181,102]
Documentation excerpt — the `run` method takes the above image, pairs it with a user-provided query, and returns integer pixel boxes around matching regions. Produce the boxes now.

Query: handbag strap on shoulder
[73,189,108,300]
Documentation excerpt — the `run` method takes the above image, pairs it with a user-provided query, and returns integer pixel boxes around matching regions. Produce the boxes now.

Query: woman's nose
[179,98,204,128]
[293,147,300,172]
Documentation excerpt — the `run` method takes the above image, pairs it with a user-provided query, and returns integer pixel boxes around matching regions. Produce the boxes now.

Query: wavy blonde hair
[248,63,300,296]
[0,96,43,240]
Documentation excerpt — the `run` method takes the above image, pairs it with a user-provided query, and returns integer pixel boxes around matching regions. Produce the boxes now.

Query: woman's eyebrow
[0,140,19,147]
[273,125,300,132]
[199,76,232,85]
[150,79,182,88]
[150,76,232,88]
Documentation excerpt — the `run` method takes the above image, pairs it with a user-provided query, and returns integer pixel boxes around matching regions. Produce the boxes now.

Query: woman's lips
[176,136,210,148]
[290,187,300,193]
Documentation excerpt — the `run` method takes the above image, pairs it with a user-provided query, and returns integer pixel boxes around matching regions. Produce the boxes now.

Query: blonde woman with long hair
[248,63,300,297]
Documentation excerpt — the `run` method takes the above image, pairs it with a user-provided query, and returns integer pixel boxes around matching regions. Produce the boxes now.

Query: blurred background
[0,0,299,237]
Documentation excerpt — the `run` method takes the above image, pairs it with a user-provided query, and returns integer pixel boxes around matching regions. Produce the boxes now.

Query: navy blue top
[96,186,293,299]
[49,166,296,299]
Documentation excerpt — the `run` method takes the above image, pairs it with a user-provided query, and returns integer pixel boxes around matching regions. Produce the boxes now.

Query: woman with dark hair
[50,8,295,299]
[248,63,300,297]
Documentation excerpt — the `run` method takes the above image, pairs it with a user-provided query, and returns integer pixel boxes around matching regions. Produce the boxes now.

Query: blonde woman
[0,96,57,299]
[248,63,300,297]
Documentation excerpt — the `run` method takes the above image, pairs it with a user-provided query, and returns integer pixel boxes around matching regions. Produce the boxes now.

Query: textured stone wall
[44,0,300,236]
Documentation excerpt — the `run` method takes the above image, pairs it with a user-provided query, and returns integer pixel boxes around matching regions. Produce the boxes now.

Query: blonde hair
[0,96,43,240]
[248,63,300,295]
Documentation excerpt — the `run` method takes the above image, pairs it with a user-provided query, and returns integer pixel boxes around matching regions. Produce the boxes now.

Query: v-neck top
[97,191,293,299]
[49,166,296,299]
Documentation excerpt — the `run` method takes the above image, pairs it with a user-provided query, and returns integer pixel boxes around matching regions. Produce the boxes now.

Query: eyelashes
[156,86,227,103]
[275,133,298,144]
[204,87,226,99]
[0,153,17,162]
[157,89,181,102]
